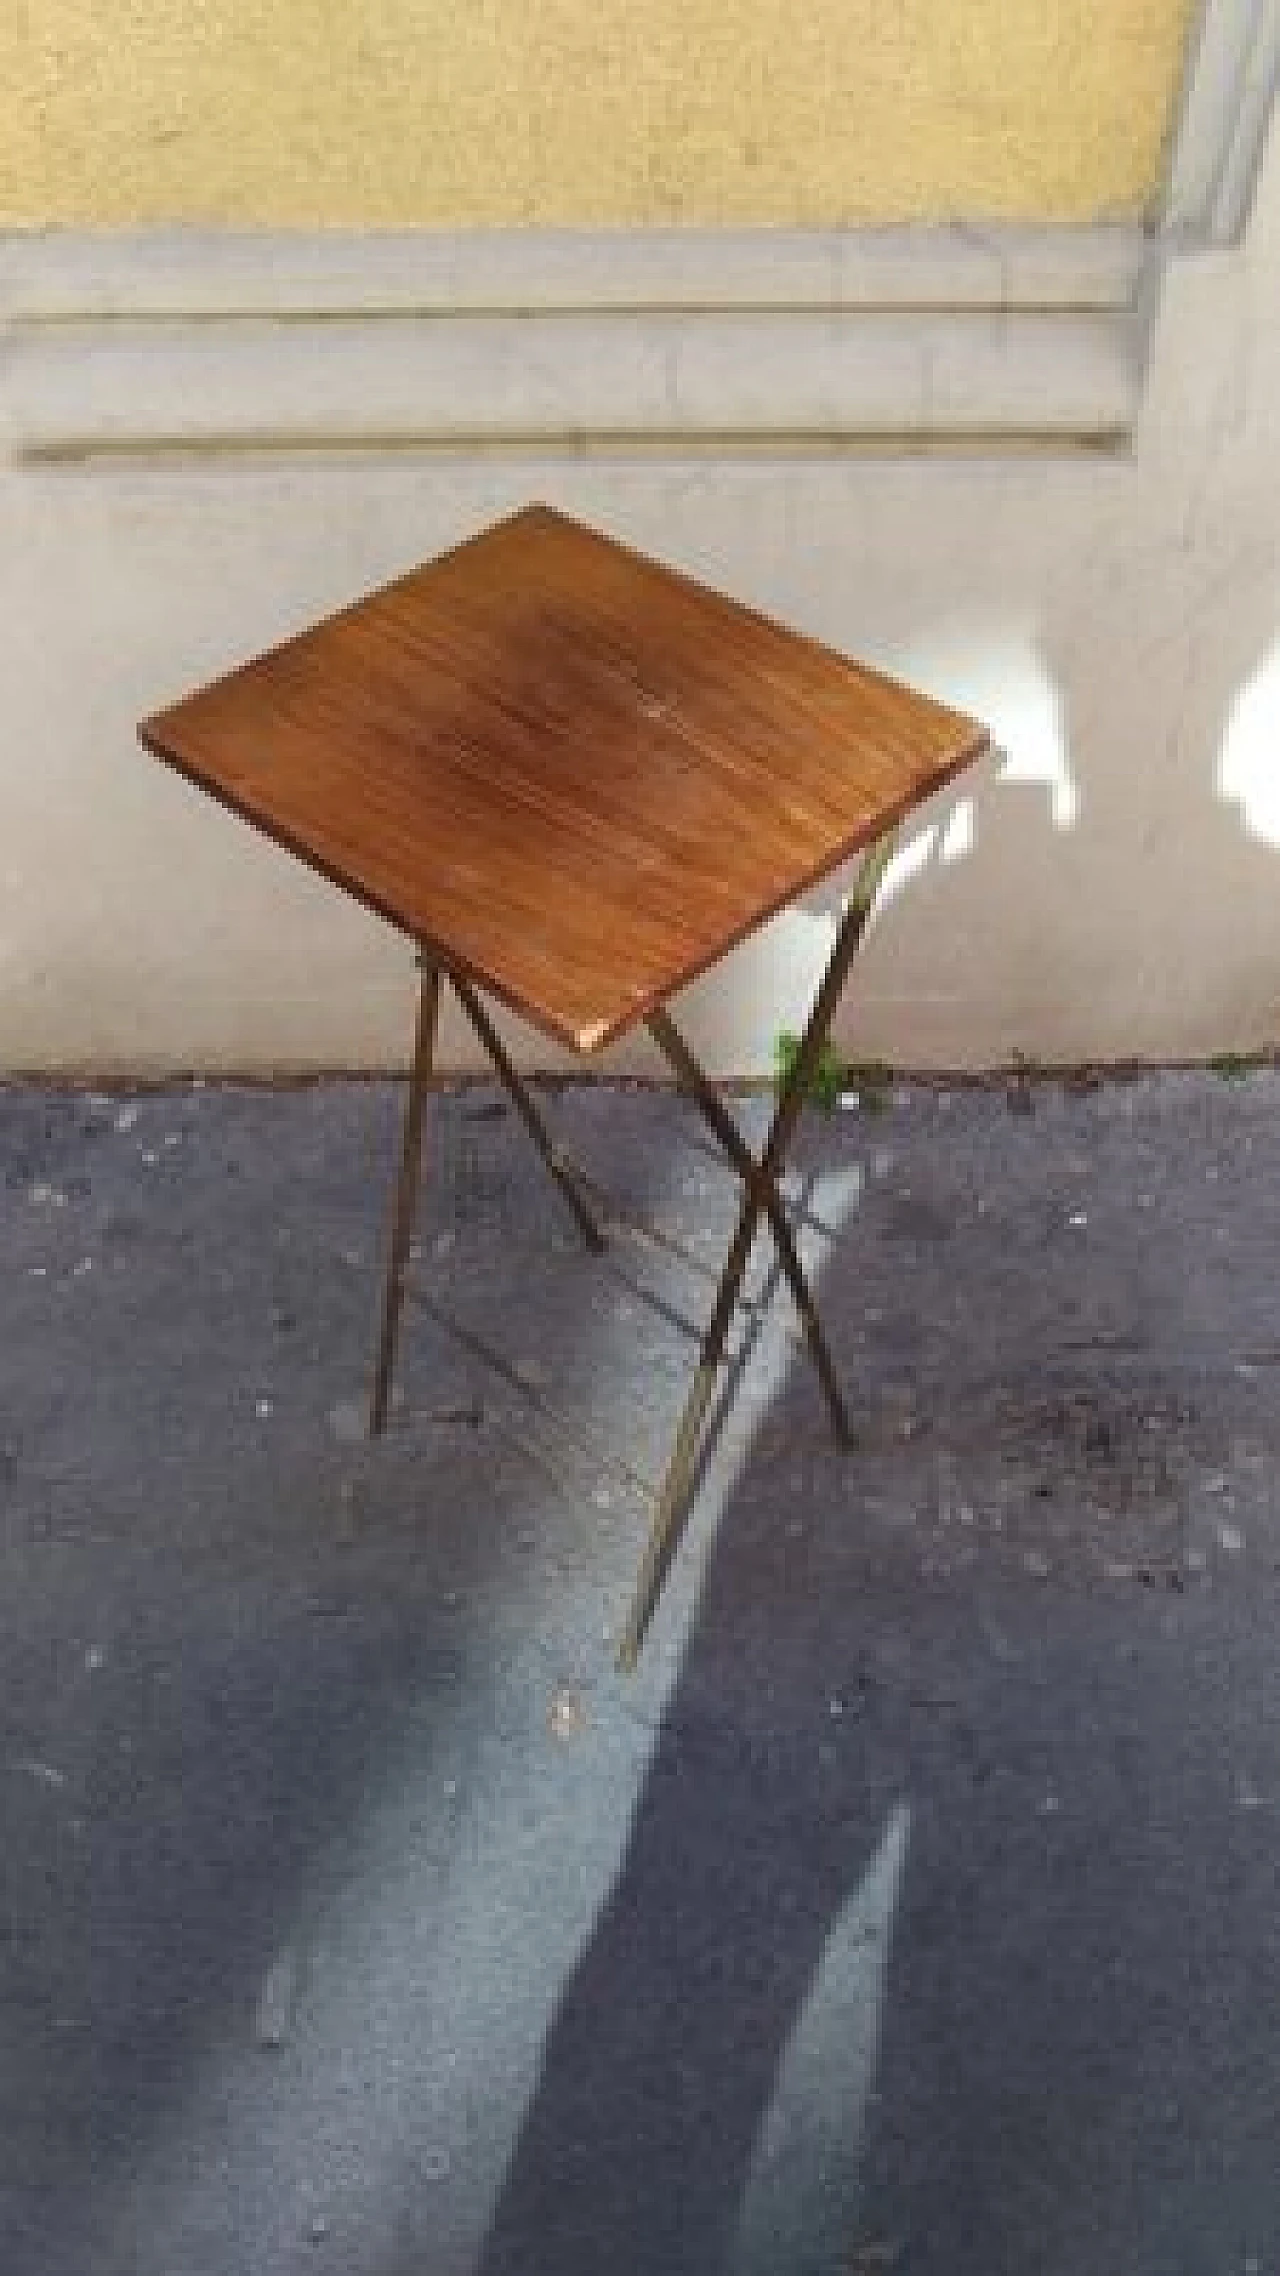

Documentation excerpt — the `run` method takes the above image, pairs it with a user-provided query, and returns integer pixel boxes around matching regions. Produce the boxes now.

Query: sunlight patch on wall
[877,822,942,917]
[902,629,1078,830]
[1219,641,1280,849]
[940,796,976,865]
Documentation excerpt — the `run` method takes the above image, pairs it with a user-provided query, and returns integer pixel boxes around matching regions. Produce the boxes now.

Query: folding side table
[140,505,989,1664]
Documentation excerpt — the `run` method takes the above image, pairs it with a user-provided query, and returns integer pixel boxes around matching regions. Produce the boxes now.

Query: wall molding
[1,226,1143,461]
[1,5,1274,465]
[0,223,1145,321]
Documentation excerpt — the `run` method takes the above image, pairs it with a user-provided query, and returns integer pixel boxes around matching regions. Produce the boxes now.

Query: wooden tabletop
[139,504,989,1053]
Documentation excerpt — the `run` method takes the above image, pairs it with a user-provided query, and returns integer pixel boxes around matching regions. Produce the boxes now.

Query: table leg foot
[616,1359,717,1670]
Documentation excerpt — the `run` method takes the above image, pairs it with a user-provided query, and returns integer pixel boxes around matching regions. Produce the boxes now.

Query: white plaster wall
[1,134,1279,1080]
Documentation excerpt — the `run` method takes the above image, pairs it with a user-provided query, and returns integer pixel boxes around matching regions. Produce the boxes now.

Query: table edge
[136,719,990,1057]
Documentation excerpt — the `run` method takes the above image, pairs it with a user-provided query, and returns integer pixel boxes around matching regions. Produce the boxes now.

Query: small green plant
[773,1032,891,1113]
[773,1030,841,1109]
[1209,1050,1262,1083]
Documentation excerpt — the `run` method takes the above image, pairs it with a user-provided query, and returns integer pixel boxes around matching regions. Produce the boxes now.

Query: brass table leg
[368,959,603,1436]
[645,1005,851,1446]
[617,834,895,1669]
[366,833,894,1671]
[369,958,441,1436]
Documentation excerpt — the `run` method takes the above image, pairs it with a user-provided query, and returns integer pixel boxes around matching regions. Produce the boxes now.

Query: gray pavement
[2,1068,1280,2276]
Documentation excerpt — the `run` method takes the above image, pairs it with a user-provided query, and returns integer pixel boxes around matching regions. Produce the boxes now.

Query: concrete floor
[2,1069,1280,2276]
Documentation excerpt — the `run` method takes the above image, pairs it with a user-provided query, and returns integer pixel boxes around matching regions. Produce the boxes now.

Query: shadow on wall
[809,545,1280,1072]
[457,557,1280,2276]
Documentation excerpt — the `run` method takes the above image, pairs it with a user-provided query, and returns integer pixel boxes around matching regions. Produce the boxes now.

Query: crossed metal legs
[369,834,894,1667]
[616,834,895,1664]
[367,955,604,1438]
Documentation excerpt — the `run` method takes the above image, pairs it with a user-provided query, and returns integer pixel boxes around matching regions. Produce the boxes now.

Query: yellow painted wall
[1,1,1195,230]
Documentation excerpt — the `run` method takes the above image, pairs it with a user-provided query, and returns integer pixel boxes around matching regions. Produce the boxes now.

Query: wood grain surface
[139,504,989,1052]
